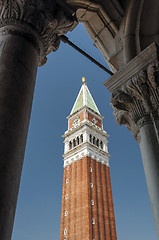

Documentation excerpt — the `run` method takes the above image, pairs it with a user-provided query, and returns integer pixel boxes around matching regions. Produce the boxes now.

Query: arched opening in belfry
[69,141,72,150]
[80,134,83,143]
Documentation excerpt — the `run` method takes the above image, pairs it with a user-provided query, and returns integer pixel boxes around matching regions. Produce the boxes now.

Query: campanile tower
[60,78,117,240]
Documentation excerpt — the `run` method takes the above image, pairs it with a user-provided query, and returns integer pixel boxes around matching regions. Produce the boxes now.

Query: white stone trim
[64,119,108,138]
[91,199,94,205]
[63,144,109,167]
[68,106,103,121]
[70,85,83,115]
[90,183,93,188]
[92,218,95,224]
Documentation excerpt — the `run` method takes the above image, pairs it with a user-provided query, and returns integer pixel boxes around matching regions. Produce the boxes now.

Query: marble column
[0,1,76,240]
[104,43,159,239]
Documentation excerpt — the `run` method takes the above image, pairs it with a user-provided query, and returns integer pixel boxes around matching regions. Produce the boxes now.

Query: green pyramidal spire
[70,78,100,115]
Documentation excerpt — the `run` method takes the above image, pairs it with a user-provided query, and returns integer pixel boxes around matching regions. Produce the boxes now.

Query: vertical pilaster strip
[90,158,93,239]
[101,164,111,240]
[88,157,93,240]
[106,167,117,240]
[79,159,83,238]
[70,162,76,240]
[91,159,99,240]
[76,159,81,237]
[96,162,105,239]
[84,156,93,240]
[67,165,72,239]
[82,157,86,239]
[64,166,69,238]
[67,165,71,239]
[75,160,80,239]
[82,157,88,239]
[60,167,67,240]
[74,162,77,240]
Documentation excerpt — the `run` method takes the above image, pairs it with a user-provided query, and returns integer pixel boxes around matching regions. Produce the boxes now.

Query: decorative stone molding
[72,116,80,127]
[63,146,109,167]
[92,117,98,124]
[0,0,77,66]
[64,119,108,138]
[147,61,159,89]
[104,43,159,140]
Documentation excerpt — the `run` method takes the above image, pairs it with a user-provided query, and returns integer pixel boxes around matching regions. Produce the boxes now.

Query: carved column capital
[0,0,77,66]
[105,44,159,140]
[147,61,159,89]
[110,64,159,139]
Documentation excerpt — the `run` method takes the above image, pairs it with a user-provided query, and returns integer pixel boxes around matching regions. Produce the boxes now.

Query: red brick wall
[68,110,102,129]
[68,111,85,129]
[87,112,102,128]
[60,158,117,240]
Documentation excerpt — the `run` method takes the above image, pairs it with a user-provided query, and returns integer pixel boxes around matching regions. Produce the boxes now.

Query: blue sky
[12,23,156,240]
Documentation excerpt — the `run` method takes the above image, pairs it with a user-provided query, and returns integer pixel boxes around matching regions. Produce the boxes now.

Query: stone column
[104,43,159,239]
[0,1,76,240]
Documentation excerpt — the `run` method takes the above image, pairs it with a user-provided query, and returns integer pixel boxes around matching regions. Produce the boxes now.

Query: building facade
[60,78,117,240]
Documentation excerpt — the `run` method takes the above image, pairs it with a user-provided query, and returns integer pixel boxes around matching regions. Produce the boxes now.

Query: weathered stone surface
[105,43,159,140]
[0,25,39,240]
[67,0,159,72]
[139,121,159,239]
[0,0,77,66]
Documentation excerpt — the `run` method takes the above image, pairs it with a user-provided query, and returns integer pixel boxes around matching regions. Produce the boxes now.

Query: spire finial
[82,77,86,84]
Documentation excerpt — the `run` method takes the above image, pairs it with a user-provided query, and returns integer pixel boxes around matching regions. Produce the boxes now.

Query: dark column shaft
[139,122,159,239]
[0,26,39,240]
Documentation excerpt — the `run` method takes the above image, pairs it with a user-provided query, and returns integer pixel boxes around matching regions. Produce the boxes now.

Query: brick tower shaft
[60,79,117,240]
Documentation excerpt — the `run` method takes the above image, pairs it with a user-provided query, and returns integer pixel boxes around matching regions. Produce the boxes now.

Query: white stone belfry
[63,79,110,167]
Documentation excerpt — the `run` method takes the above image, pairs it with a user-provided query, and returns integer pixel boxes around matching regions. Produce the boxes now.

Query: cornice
[104,43,159,93]
[63,119,108,138]
[63,142,109,167]
[64,140,109,156]
[67,105,103,120]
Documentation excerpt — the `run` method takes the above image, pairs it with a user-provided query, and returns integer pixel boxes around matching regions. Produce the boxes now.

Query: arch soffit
[122,0,159,65]
[67,0,159,71]
[139,0,159,51]
[67,0,124,72]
